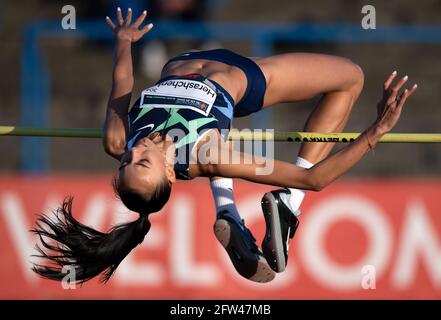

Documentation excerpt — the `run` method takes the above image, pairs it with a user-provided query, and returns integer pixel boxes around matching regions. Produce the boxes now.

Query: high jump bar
[1,126,441,143]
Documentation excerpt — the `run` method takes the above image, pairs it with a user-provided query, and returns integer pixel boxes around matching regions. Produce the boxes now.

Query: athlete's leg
[255,52,364,163]
[254,53,364,273]
[210,177,241,223]
[210,176,275,283]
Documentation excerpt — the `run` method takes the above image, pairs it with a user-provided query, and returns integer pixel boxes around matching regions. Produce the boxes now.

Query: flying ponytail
[31,177,171,283]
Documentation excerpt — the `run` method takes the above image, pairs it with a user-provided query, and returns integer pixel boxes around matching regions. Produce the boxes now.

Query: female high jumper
[32,8,417,284]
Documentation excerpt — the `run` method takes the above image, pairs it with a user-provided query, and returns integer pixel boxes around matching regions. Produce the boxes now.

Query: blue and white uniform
[127,49,267,180]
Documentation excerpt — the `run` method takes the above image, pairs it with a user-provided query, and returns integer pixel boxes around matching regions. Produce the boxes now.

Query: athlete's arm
[207,72,417,190]
[102,8,153,160]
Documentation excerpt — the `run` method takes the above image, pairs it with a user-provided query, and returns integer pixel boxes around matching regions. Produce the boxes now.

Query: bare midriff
[161,59,248,105]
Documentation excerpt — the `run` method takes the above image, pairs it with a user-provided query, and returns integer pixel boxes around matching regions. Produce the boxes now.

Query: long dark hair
[31,178,172,283]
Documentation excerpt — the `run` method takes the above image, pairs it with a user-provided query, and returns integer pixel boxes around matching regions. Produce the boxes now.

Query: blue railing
[20,20,441,171]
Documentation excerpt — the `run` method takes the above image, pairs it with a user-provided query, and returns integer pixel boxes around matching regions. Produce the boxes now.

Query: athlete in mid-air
[32,8,417,284]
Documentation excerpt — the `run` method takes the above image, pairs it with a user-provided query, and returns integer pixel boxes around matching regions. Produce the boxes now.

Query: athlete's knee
[347,62,365,96]
[330,57,364,96]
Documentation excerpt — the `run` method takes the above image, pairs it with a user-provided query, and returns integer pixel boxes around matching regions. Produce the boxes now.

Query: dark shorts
[164,49,267,117]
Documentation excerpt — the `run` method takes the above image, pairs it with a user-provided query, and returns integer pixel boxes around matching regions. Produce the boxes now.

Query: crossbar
[1,126,441,143]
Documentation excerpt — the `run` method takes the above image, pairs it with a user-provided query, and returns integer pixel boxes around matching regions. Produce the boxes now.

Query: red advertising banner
[0,175,440,299]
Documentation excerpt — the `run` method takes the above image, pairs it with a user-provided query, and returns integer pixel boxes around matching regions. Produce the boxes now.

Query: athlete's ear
[165,163,176,183]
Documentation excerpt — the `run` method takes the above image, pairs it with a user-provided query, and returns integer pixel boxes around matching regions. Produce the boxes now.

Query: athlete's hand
[106,7,153,43]
[374,71,417,134]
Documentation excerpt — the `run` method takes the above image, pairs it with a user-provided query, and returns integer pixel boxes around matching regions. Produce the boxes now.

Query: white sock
[287,156,314,214]
[210,178,242,225]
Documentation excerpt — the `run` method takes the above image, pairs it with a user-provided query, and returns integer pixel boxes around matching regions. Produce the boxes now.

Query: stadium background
[0,0,440,299]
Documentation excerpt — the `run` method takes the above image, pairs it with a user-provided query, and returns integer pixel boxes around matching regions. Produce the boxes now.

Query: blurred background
[0,0,440,299]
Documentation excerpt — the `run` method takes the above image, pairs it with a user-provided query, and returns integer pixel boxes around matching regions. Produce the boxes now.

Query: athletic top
[127,74,234,180]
